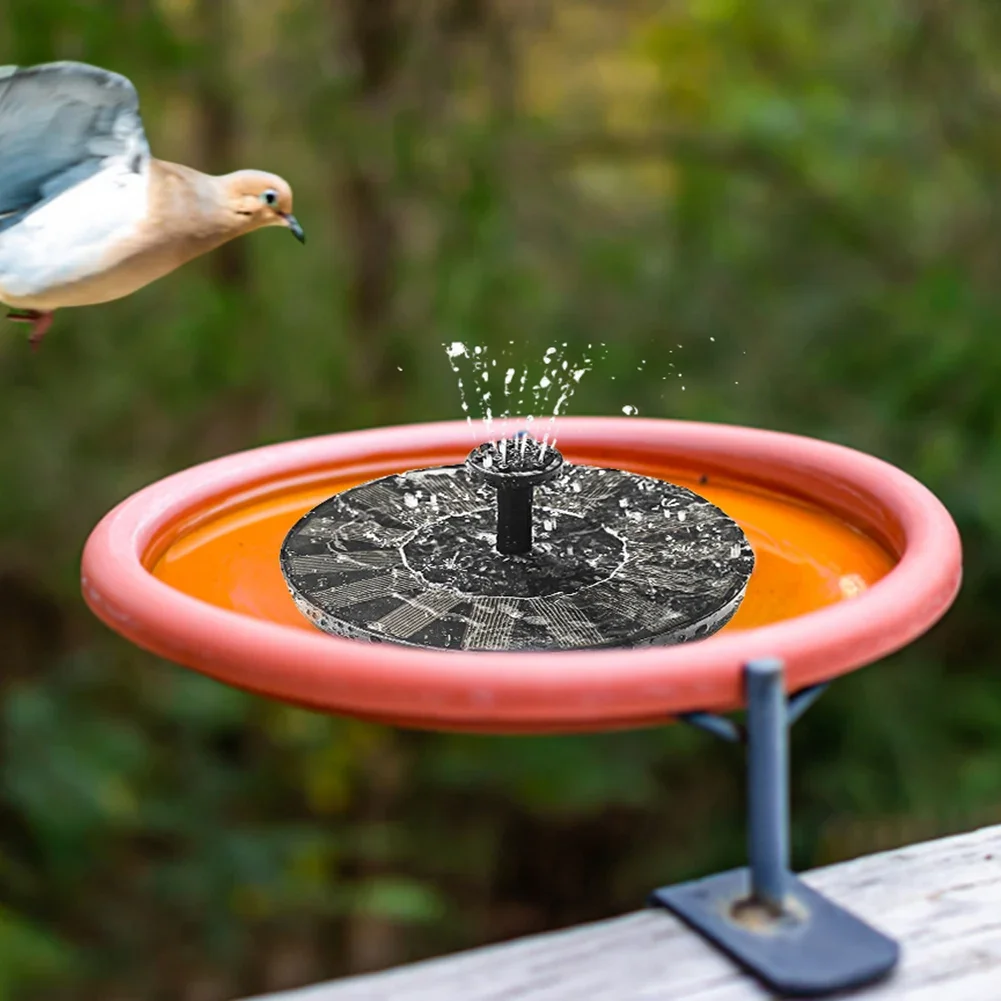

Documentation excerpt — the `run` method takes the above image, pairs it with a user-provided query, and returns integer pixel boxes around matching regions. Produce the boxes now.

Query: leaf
[350,877,447,925]
[0,907,77,998]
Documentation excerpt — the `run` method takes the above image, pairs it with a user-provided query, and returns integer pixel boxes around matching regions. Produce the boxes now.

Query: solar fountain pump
[280,432,756,651]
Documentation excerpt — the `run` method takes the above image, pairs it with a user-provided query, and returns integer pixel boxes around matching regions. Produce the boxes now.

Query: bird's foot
[7,310,54,351]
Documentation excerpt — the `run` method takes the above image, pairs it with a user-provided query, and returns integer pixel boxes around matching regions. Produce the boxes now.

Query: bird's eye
[261,189,279,207]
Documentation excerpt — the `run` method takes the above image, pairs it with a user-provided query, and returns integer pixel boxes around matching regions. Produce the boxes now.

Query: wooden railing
[241,823,1001,1000]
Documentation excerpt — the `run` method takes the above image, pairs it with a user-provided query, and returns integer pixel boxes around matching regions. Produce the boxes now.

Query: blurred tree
[332,0,407,406]
[194,0,248,289]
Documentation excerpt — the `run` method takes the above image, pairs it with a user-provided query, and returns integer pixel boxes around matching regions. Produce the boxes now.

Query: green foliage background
[0,0,997,997]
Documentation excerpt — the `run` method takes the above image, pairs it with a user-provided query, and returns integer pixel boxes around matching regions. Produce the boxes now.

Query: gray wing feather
[0,61,150,216]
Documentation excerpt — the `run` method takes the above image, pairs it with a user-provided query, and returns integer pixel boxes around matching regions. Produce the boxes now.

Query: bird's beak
[282,213,305,244]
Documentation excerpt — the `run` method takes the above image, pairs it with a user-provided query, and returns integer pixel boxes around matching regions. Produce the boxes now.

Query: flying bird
[0,60,304,349]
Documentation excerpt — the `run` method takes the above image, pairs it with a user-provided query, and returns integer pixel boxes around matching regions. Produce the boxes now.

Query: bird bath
[81,416,961,996]
[81,417,958,732]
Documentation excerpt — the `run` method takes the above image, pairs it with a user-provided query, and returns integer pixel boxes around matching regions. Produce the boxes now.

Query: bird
[0,60,304,350]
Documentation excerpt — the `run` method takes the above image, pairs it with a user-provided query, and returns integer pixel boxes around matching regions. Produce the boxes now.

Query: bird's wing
[0,61,150,217]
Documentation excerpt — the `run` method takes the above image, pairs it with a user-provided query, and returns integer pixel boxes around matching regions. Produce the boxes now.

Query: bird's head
[223,171,304,243]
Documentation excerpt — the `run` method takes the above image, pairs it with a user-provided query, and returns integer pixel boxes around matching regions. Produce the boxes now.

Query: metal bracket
[649,659,899,996]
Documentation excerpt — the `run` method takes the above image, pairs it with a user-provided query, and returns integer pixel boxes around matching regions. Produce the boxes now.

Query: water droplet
[622,405,638,416]
[446,342,466,358]
[404,493,419,509]
[677,511,687,522]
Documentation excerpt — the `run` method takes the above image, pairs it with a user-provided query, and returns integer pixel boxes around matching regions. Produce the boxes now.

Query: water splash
[445,342,473,424]
[442,341,603,455]
[444,339,715,448]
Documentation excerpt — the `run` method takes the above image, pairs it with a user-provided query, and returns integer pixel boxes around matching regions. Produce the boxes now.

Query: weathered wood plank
[242,824,1001,1000]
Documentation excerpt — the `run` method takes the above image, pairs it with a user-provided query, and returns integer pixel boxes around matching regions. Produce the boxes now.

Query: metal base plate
[650,868,899,997]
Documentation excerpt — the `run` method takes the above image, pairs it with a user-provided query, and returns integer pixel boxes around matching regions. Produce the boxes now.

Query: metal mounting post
[649,658,899,997]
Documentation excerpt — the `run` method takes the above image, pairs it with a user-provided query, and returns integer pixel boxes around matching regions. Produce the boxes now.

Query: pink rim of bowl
[81,418,963,733]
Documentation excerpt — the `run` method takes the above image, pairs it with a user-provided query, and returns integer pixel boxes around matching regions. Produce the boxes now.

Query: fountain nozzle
[465,435,565,555]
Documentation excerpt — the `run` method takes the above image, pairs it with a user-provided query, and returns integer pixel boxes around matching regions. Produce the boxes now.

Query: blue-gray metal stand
[649,658,899,997]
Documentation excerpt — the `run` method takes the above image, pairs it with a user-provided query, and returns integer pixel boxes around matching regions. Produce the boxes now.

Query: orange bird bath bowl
[81,417,960,734]
[80,416,961,996]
